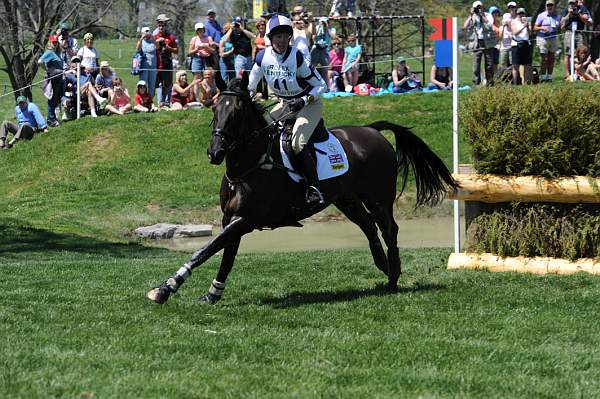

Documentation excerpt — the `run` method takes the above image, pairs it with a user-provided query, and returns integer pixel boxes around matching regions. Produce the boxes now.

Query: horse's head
[208,70,254,165]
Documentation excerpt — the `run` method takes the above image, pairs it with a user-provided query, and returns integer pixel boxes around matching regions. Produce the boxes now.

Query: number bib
[259,47,310,98]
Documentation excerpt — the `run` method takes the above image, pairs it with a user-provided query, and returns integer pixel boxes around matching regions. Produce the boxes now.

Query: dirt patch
[77,132,120,174]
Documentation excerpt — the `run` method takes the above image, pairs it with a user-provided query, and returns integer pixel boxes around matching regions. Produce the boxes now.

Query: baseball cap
[156,14,170,22]
[545,0,554,4]
[100,60,110,68]
[194,22,205,30]
[70,55,81,63]
[472,1,483,8]
[517,7,526,14]
[292,6,305,14]
[141,26,151,34]
[207,9,216,15]
[16,95,28,104]
[397,56,406,63]
[233,16,242,24]
[49,34,59,42]
[489,6,500,14]
[83,32,93,40]
[137,80,147,87]
[60,22,71,30]
[507,1,517,7]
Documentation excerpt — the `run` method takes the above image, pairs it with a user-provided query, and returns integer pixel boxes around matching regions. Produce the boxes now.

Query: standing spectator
[105,77,132,115]
[58,22,78,71]
[189,22,215,100]
[134,80,158,113]
[219,23,236,83]
[199,68,220,108]
[311,17,331,91]
[204,9,223,69]
[267,0,288,15]
[154,14,178,107]
[0,96,48,150]
[560,0,592,79]
[328,37,344,91]
[534,0,560,82]
[77,33,100,78]
[499,13,513,70]
[170,70,202,110]
[38,34,64,127]
[329,0,356,17]
[223,17,255,77]
[342,34,361,91]
[464,1,496,85]
[95,61,115,98]
[136,27,158,98]
[489,7,502,78]
[292,19,311,62]
[254,19,269,100]
[511,7,532,84]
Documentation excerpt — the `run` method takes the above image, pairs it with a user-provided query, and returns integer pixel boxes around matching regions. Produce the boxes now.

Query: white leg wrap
[166,263,192,291]
[176,263,193,280]
[208,279,226,297]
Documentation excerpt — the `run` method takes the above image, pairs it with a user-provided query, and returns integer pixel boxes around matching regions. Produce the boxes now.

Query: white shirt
[77,46,99,70]
[293,29,311,62]
[248,46,326,99]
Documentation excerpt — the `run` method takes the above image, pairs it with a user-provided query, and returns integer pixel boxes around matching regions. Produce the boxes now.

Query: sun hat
[16,95,28,104]
[472,1,483,8]
[195,22,205,30]
[83,32,93,40]
[507,1,517,7]
[100,60,110,68]
[517,7,526,14]
[156,14,170,22]
[137,80,147,87]
[207,9,216,15]
[141,27,151,34]
[545,0,555,4]
[70,55,81,63]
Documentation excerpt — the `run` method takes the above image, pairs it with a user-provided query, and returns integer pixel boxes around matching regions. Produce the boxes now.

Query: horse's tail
[368,121,458,207]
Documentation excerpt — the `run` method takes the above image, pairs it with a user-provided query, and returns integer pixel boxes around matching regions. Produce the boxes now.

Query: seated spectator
[428,64,453,90]
[573,44,600,80]
[0,96,48,150]
[189,22,215,100]
[134,80,158,113]
[105,77,131,115]
[77,32,100,78]
[219,23,236,82]
[64,56,107,118]
[392,57,421,92]
[198,68,220,108]
[170,70,201,110]
[95,61,115,98]
[342,34,361,91]
[328,37,344,91]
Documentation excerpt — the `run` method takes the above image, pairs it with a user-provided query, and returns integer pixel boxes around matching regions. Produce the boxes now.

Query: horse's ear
[240,69,249,91]
[215,69,227,91]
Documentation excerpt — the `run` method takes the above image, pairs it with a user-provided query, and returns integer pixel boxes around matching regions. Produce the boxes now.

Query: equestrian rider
[248,14,327,206]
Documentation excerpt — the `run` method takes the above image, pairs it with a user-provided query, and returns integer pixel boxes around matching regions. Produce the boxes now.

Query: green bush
[467,204,600,260]
[461,84,600,177]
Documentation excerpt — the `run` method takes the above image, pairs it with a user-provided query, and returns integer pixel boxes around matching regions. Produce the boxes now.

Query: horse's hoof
[386,282,399,292]
[147,284,172,304]
[198,292,221,305]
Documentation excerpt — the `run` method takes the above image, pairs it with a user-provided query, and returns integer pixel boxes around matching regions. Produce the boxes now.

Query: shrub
[461,84,600,177]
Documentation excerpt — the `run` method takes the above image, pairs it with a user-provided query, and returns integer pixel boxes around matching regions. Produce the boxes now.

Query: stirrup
[306,185,325,205]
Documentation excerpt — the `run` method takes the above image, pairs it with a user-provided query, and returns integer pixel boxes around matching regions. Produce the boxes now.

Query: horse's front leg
[146,216,253,304]
[198,236,241,304]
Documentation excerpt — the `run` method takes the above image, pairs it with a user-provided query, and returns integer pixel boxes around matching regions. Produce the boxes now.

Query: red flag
[428,18,453,41]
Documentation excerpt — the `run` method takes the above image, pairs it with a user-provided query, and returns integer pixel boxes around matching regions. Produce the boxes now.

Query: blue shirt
[39,49,64,73]
[95,72,115,88]
[343,44,362,71]
[204,18,222,42]
[535,11,560,38]
[15,102,47,130]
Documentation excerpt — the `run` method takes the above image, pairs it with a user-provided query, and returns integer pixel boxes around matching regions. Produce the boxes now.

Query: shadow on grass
[258,282,446,308]
[0,222,162,258]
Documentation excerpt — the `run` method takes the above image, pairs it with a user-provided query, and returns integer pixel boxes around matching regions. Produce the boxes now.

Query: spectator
[329,0,356,17]
[38,34,64,127]
[105,77,132,115]
[464,1,496,85]
[254,19,269,100]
[293,19,311,62]
[198,68,220,108]
[134,80,158,113]
[154,14,178,107]
[189,22,215,99]
[328,37,344,91]
[499,13,513,71]
[267,0,288,15]
[507,1,517,18]
[170,70,202,110]
[223,17,255,77]
[136,27,158,98]
[534,0,560,82]
[392,57,420,92]
[95,61,115,98]
[560,0,592,79]
[342,34,362,91]
[573,44,599,80]
[489,7,501,78]
[204,9,223,68]
[219,23,236,83]
[428,64,453,89]
[58,22,78,71]
[63,57,107,117]
[0,96,48,150]
[311,17,331,91]
[77,33,100,78]
[511,7,532,84]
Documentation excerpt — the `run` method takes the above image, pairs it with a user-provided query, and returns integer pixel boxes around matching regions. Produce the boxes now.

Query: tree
[0,0,115,101]
[159,0,202,66]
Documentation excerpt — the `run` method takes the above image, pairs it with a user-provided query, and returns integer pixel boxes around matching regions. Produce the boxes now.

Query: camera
[573,5,580,14]
[473,6,481,13]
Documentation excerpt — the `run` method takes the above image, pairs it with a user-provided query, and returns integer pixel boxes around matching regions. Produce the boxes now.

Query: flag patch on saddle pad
[280,130,350,183]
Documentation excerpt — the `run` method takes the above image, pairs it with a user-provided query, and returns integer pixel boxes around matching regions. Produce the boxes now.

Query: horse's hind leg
[364,199,400,289]
[333,196,389,276]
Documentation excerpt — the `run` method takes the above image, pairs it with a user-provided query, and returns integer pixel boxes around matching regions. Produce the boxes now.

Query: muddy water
[153,216,462,253]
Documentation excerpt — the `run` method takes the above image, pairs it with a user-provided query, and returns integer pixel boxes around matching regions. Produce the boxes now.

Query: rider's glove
[286,97,305,113]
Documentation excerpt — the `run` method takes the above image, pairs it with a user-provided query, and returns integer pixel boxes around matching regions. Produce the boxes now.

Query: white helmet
[266,14,293,39]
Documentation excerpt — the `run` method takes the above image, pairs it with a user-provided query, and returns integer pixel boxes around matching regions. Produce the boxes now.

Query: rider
[248,14,327,206]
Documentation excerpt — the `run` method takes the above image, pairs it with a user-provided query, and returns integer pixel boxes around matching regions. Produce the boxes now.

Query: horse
[146,71,458,304]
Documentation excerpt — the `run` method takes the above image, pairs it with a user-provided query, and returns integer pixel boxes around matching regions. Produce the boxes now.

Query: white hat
[141,26,151,34]
[472,1,483,8]
[137,80,147,86]
[194,22,205,30]
[507,1,517,7]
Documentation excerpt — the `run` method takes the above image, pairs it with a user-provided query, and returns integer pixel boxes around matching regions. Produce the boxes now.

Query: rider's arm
[247,50,265,93]
[297,51,326,100]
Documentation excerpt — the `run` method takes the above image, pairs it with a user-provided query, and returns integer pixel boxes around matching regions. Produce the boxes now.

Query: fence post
[452,16,460,253]
[76,63,81,119]
[570,21,576,79]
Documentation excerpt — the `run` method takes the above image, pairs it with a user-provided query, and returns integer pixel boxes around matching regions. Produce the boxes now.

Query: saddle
[280,119,328,171]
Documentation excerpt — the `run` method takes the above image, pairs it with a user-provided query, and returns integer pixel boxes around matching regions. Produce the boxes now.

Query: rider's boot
[296,147,325,206]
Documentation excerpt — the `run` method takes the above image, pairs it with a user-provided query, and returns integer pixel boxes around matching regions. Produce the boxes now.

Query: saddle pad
[280,130,350,183]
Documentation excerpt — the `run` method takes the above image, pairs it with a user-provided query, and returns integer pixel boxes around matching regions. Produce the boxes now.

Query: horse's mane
[225,78,269,129]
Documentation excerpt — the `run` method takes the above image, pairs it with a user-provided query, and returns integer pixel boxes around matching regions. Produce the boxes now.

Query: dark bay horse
[147,72,458,304]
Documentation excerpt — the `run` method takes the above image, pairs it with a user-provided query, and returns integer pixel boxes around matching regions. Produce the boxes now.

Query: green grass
[2,228,600,398]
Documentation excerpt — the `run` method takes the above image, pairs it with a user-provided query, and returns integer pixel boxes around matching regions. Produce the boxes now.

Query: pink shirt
[190,35,213,58]
[329,48,344,73]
